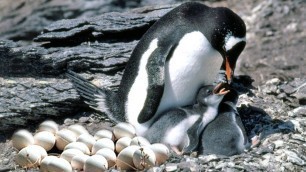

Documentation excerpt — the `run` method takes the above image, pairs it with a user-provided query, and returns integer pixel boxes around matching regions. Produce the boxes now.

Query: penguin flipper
[66,70,121,122]
[137,43,176,123]
[183,117,204,153]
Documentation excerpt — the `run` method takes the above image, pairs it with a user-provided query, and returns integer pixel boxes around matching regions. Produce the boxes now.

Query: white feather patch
[163,114,200,147]
[126,39,159,126]
[224,35,246,51]
[156,31,222,116]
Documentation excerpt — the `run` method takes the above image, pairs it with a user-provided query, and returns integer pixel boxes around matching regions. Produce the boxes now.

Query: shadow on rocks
[232,75,295,143]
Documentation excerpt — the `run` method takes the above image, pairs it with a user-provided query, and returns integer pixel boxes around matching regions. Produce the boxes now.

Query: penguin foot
[251,134,261,148]
[171,146,183,155]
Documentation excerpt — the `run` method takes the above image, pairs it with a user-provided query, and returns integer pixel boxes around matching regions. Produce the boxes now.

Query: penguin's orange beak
[225,56,234,83]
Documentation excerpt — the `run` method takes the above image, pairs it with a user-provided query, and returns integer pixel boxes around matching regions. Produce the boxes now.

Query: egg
[77,133,96,150]
[15,146,41,168]
[71,154,90,171]
[115,137,132,153]
[38,120,58,134]
[92,138,115,154]
[27,145,48,161]
[34,131,56,151]
[55,129,77,150]
[60,148,84,163]
[113,122,136,139]
[94,129,114,141]
[68,124,88,137]
[40,156,58,172]
[133,147,156,170]
[130,136,151,147]
[116,145,140,170]
[149,143,170,165]
[12,129,34,150]
[84,155,108,172]
[95,148,116,167]
[47,157,72,172]
[64,142,90,155]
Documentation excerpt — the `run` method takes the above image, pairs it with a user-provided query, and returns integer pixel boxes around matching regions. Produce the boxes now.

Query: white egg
[60,148,84,163]
[55,129,77,150]
[68,124,88,137]
[47,157,72,172]
[149,143,170,165]
[34,131,56,151]
[115,137,132,153]
[40,156,58,172]
[130,136,151,147]
[84,155,108,172]
[38,120,58,134]
[15,146,41,168]
[113,122,136,139]
[92,138,115,154]
[27,145,48,161]
[116,145,140,170]
[94,129,114,141]
[133,147,156,170]
[71,154,90,171]
[95,148,116,167]
[12,129,34,150]
[64,142,91,155]
[77,133,96,150]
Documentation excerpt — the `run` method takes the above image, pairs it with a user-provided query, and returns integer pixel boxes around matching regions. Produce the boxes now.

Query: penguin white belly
[156,31,222,115]
[163,114,200,147]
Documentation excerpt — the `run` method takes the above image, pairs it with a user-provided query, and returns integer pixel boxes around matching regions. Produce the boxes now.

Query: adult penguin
[67,2,246,135]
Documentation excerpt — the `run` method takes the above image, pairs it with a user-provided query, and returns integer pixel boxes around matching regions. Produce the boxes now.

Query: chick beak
[225,56,234,83]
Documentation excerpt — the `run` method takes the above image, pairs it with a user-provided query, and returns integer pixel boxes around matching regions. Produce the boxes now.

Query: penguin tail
[66,70,116,122]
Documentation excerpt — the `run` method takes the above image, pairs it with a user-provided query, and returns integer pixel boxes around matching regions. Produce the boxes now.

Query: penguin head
[207,7,246,83]
[196,85,228,107]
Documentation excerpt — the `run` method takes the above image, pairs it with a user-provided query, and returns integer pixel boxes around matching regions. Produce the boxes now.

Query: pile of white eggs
[12,121,170,172]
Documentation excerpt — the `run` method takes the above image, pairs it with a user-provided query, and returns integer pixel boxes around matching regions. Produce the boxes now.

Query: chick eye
[206,90,212,95]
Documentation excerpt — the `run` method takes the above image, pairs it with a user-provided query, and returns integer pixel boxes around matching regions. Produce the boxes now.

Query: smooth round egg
[71,154,90,171]
[113,122,136,140]
[95,148,116,167]
[84,155,108,172]
[40,156,58,172]
[60,148,84,163]
[149,143,170,165]
[38,120,58,134]
[130,136,151,147]
[92,138,115,154]
[77,133,96,150]
[47,157,72,172]
[15,146,41,168]
[133,147,156,170]
[64,142,90,155]
[116,145,140,170]
[68,124,88,137]
[34,131,56,151]
[115,137,132,153]
[27,145,47,161]
[55,129,77,150]
[12,129,34,150]
[94,129,114,141]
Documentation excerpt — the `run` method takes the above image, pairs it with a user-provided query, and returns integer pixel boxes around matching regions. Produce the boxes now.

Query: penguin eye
[206,90,212,95]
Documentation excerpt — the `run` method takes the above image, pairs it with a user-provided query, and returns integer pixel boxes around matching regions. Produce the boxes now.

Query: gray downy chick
[144,84,229,154]
[199,88,250,156]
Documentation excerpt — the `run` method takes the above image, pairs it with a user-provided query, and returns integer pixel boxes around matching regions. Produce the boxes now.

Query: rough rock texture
[0,0,305,171]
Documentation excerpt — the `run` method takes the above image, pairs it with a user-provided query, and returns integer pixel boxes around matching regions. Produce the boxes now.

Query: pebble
[284,150,305,166]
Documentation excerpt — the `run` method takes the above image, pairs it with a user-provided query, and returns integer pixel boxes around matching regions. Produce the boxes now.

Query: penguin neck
[219,101,238,114]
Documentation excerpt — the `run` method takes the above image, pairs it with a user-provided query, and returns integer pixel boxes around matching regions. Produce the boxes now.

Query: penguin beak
[225,56,235,83]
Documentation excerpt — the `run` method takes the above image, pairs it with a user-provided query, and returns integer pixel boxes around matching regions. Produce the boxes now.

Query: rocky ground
[0,0,305,171]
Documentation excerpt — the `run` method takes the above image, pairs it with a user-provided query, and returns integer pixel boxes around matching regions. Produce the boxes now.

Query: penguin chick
[199,88,250,156]
[144,85,228,154]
